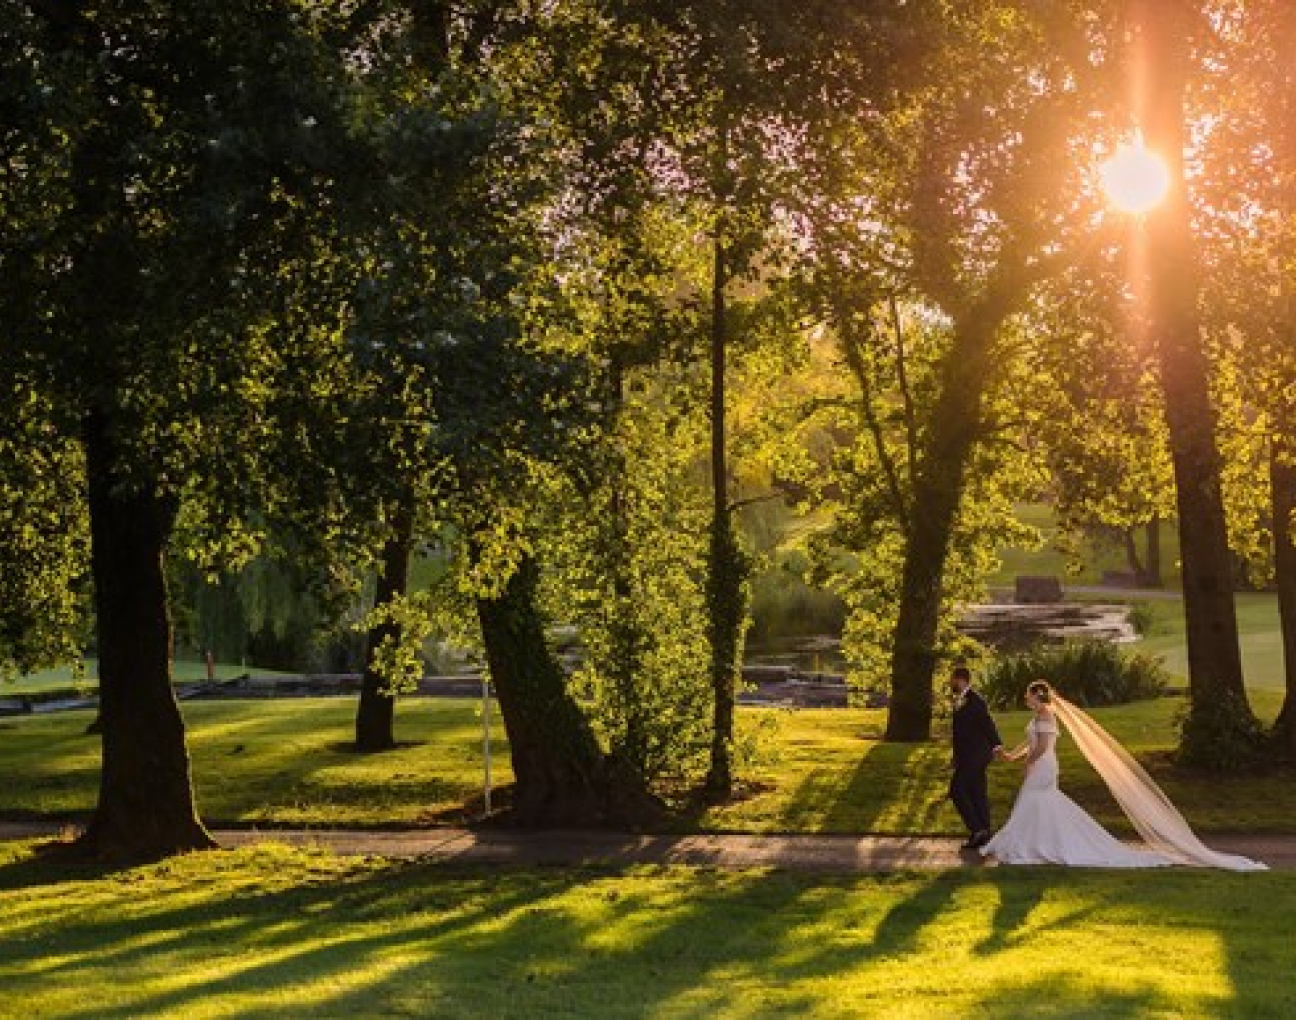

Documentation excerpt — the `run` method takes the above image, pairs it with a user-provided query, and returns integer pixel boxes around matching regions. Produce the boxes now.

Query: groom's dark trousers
[949,688,1003,835]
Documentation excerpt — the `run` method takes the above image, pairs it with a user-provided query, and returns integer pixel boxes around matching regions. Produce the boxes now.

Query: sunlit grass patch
[0,845,1292,1018]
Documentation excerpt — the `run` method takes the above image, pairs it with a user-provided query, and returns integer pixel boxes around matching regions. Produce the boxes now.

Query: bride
[982,680,1267,871]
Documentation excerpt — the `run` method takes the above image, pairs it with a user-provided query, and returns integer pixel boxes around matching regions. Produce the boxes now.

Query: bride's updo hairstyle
[1026,680,1053,703]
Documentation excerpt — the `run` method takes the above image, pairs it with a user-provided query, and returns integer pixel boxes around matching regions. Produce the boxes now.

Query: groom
[948,665,1004,850]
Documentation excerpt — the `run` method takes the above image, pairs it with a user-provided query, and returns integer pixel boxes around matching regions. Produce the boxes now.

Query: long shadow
[4,840,1295,1017]
[0,840,118,891]
[974,870,1045,955]
[34,864,1266,1016]
[0,853,576,1015]
[865,871,953,957]
[775,738,957,835]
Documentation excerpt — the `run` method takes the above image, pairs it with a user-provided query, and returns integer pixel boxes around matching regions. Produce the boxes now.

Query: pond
[744,602,1136,678]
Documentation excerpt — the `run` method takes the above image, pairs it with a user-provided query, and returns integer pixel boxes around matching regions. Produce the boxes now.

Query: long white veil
[1051,695,1267,871]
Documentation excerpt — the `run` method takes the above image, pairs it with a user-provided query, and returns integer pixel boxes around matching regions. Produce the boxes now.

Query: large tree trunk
[704,234,749,797]
[885,311,996,742]
[475,553,663,828]
[354,502,414,752]
[1138,0,1258,765]
[78,410,214,861]
[1269,439,1296,761]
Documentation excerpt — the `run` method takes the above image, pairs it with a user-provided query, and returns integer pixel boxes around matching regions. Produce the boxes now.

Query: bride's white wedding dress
[982,703,1267,871]
[981,716,1171,868]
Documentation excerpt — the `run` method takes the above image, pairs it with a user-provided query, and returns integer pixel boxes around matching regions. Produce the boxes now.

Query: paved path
[3,823,1294,872]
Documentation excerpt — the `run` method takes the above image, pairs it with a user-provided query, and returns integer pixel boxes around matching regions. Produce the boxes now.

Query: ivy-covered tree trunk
[886,310,996,742]
[1139,0,1259,766]
[1269,439,1296,761]
[355,503,414,752]
[475,553,663,827]
[78,410,214,860]
[604,355,651,769]
[705,514,748,796]
[704,235,749,798]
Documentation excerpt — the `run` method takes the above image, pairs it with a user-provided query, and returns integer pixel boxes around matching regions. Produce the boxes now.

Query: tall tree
[437,330,667,826]
[795,1,1105,739]
[338,2,487,753]
[1131,0,1261,765]
[559,0,916,792]
[1196,0,1296,760]
[0,0,358,858]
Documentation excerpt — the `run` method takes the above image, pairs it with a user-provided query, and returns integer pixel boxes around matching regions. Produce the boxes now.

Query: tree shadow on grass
[0,839,115,890]
[2,848,1292,1018]
[0,853,579,1016]
[974,869,1049,955]
[775,739,952,835]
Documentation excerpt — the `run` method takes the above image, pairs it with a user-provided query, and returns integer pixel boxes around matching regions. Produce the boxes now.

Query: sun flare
[1099,133,1171,214]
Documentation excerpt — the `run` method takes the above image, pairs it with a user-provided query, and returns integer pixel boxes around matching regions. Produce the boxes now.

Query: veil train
[1051,695,1267,872]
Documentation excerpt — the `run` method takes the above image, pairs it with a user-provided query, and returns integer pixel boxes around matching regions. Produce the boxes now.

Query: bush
[1125,601,1157,637]
[980,640,1169,711]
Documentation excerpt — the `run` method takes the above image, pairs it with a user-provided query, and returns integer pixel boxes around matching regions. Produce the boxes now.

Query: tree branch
[888,291,920,485]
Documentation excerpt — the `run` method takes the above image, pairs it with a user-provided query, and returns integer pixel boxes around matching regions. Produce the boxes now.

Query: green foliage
[549,394,714,782]
[747,549,848,644]
[800,312,1040,695]
[782,0,1104,727]
[355,591,439,697]
[0,0,367,672]
[980,640,1170,711]
[167,553,366,674]
[0,388,89,678]
[1126,600,1157,638]
[706,513,755,671]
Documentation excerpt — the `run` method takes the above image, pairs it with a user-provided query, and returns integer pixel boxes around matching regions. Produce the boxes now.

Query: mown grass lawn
[988,503,1183,588]
[0,841,1292,1019]
[2,659,292,696]
[0,691,1290,836]
[1130,592,1288,690]
[0,698,503,829]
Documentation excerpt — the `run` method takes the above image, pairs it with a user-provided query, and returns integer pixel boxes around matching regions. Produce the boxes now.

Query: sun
[1099,132,1171,214]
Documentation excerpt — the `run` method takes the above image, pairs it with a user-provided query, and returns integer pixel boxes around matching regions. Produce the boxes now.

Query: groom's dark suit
[949,686,1003,840]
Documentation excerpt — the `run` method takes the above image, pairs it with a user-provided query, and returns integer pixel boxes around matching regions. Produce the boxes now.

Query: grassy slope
[992,504,1290,690]
[1131,593,1287,689]
[988,503,1183,588]
[0,843,1292,1019]
[1,692,1289,835]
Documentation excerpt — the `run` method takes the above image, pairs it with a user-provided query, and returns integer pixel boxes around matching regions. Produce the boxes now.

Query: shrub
[980,640,1169,710]
[1125,601,1157,637]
